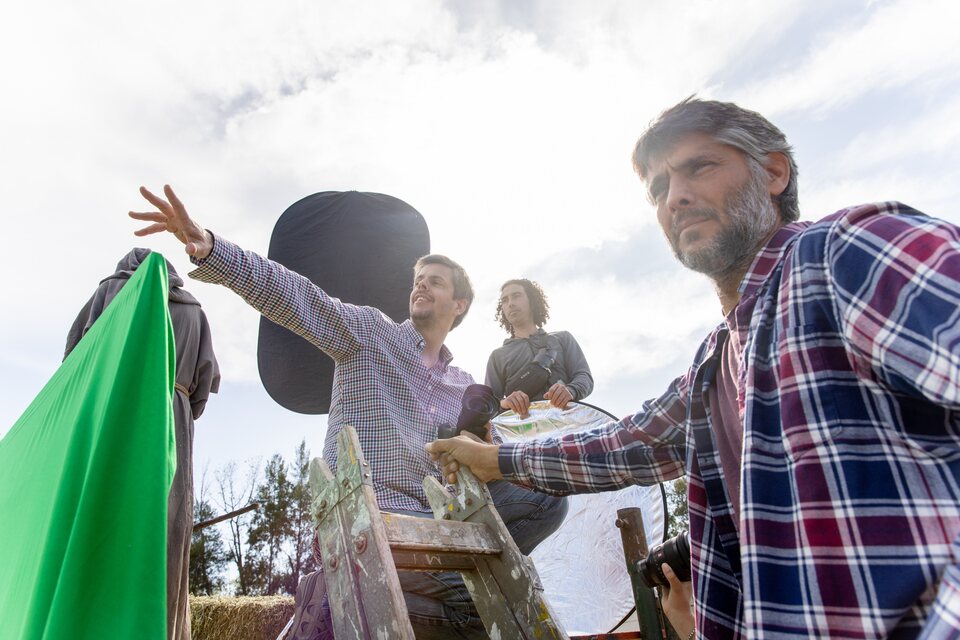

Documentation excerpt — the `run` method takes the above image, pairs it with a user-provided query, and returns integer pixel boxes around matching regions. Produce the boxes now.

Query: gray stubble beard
[672,163,780,279]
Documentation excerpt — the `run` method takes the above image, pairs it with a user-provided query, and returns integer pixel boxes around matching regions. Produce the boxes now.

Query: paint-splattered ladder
[294,424,568,639]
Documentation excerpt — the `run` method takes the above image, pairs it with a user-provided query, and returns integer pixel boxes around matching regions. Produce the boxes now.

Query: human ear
[764,152,790,198]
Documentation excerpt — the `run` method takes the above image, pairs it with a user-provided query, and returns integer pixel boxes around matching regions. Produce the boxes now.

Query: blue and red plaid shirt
[500,202,960,638]
[190,235,475,512]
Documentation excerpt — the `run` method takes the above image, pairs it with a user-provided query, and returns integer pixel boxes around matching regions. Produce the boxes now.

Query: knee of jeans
[541,495,569,532]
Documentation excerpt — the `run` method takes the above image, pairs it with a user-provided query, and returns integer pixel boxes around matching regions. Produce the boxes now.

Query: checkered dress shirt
[500,202,960,638]
[190,235,475,512]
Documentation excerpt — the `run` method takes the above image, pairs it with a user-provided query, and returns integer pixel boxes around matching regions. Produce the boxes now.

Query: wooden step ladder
[294,424,568,639]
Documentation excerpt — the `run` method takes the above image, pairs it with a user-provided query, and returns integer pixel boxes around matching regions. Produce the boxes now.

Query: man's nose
[665,176,695,212]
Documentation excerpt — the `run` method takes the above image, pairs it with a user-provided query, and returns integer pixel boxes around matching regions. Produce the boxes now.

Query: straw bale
[190,595,294,640]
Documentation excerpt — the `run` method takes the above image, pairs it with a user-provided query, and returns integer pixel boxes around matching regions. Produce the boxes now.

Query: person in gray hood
[485,278,593,418]
[65,247,220,640]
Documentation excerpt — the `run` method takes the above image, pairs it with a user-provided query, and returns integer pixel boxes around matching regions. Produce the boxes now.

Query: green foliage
[665,477,689,537]
[197,441,314,596]
[246,454,294,595]
[281,440,315,595]
[190,499,228,595]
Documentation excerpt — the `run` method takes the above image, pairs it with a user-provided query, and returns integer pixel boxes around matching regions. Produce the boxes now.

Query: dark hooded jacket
[64,247,220,640]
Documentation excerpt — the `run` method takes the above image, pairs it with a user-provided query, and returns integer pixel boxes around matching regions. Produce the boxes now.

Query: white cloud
[2,0,959,475]
[832,94,960,173]
[736,0,960,116]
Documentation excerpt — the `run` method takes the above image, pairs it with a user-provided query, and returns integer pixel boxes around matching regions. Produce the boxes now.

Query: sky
[2,0,960,497]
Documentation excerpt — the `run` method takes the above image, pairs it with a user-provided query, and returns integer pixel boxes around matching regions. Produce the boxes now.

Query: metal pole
[192,502,260,532]
[616,507,675,639]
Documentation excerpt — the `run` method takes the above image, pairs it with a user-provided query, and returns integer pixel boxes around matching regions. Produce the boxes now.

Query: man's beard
[410,307,437,333]
[410,307,434,331]
[669,163,780,278]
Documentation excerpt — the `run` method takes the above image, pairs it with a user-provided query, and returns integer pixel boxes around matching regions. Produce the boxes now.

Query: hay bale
[191,595,295,640]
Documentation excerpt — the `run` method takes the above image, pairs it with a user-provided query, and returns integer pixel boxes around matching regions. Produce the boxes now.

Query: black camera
[437,384,500,440]
[637,531,691,589]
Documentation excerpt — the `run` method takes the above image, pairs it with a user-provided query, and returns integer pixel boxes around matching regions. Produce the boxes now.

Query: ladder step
[383,513,502,571]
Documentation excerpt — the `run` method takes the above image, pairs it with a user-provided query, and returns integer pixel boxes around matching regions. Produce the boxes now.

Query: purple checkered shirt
[499,202,960,638]
[190,234,475,512]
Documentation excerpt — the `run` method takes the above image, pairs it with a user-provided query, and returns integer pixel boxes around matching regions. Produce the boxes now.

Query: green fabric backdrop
[0,252,176,639]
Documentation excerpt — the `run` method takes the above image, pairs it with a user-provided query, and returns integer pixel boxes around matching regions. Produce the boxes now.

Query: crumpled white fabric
[493,402,666,635]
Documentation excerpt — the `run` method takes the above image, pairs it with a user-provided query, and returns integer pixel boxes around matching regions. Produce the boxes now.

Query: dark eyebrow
[674,154,716,173]
[648,173,668,201]
[648,153,719,201]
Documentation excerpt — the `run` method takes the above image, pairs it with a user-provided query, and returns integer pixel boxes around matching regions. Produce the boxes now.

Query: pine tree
[189,499,228,595]
[247,454,294,595]
[281,440,315,595]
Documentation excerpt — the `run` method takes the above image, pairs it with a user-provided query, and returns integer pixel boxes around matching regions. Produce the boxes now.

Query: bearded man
[428,97,960,639]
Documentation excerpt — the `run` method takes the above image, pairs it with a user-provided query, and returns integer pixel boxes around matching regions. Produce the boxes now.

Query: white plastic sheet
[493,402,666,635]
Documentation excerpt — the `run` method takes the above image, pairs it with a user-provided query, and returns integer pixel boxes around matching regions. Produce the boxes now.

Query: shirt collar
[737,220,812,298]
[402,320,454,367]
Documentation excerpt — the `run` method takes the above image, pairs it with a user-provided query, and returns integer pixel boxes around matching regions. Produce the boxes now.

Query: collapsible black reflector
[257,191,430,414]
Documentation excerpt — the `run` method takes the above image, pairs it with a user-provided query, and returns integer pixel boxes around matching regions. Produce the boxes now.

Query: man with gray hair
[428,97,960,638]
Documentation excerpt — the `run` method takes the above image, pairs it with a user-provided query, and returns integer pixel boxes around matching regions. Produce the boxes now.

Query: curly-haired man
[484,278,593,418]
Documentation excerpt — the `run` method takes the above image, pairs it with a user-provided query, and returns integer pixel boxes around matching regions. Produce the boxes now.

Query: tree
[246,454,294,595]
[215,460,260,595]
[281,440,315,595]
[665,477,688,538]
[189,499,228,595]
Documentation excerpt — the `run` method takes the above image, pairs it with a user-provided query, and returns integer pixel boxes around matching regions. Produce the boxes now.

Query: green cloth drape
[0,252,176,639]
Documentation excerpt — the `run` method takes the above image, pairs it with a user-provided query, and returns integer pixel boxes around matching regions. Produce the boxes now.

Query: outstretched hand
[129,185,213,259]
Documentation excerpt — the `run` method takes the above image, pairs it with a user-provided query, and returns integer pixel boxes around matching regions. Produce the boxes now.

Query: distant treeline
[189,441,691,595]
[190,441,314,596]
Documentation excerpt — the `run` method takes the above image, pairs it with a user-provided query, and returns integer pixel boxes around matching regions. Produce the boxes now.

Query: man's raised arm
[127,184,371,361]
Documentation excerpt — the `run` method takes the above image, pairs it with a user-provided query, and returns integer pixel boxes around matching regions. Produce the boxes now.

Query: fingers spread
[139,186,169,210]
[134,222,168,237]
[128,211,167,223]
[164,184,184,210]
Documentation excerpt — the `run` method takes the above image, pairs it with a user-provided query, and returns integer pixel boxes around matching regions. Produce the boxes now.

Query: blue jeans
[394,480,568,640]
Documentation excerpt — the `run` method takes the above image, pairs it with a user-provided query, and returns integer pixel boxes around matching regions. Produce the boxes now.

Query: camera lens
[637,531,690,589]
[455,384,500,438]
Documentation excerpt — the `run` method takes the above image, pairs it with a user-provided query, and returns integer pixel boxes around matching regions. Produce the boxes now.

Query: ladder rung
[383,512,502,556]
[392,549,481,571]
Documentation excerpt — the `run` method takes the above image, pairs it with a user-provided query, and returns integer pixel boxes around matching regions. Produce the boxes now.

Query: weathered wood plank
[391,550,478,571]
[382,512,501,555]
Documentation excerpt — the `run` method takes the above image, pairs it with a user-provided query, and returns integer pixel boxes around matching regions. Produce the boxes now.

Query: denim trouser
[394,480,568,639]
[301,481,567,640]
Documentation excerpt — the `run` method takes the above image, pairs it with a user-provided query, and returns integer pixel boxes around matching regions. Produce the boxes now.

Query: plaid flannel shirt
[500,202,960,638]
[190,235,475,512]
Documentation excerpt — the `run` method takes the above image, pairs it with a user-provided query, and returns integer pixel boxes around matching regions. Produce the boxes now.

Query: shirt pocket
[775,324,846,462]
